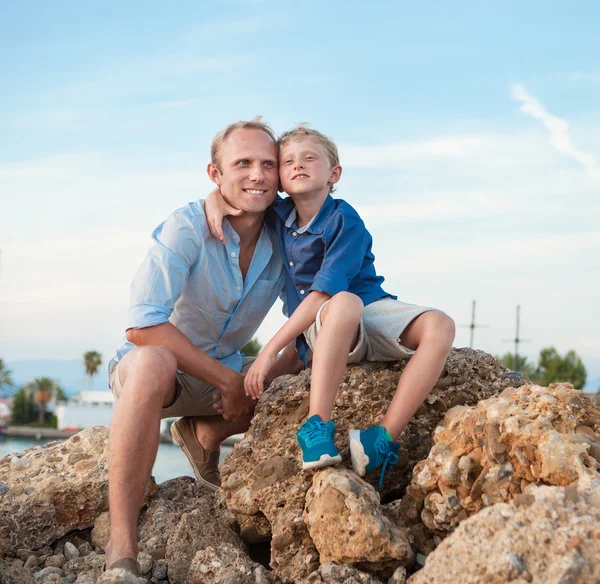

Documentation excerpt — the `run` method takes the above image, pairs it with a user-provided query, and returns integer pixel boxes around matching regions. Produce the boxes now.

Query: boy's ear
[207,162,222,186]
[328,164,342,186]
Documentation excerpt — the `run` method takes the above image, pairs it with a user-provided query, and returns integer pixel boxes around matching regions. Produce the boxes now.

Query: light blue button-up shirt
[110,200,285,376]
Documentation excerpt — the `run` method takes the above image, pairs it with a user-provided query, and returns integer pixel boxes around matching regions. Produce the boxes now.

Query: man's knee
[321,292,364,323]
[119,346,178,400]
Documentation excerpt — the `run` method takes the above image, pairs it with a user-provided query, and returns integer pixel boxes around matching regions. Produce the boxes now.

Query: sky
[1,1,599,388]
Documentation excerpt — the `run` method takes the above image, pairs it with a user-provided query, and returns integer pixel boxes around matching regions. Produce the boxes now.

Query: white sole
[349,429,369,477]
[302,453,342,470]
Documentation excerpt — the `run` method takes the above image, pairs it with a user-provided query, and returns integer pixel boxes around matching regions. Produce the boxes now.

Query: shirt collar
[272,194,335,235]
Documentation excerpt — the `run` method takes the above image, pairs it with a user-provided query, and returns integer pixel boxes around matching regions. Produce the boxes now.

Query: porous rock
[96,566,141,584]
[297,562,381,583]
[165,495,245,584]
[219,348,515,581]
[404,383,600,542]
[0,555,35,584]
[188,543,280,584]
[304,468,413,570]
[0,427,158,554]
[407,484,600,583]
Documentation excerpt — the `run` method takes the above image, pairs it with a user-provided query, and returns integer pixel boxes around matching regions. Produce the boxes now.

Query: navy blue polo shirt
[269,195,395,362]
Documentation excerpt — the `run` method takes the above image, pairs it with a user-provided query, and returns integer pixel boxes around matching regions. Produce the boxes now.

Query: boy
[206,124,455,488]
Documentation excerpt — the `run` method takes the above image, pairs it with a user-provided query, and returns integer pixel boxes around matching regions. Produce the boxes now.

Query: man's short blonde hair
[278,124,340,193]
[211,116,277,172]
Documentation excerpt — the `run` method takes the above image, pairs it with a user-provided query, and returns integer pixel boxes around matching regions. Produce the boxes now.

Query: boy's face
[279,138,341,197]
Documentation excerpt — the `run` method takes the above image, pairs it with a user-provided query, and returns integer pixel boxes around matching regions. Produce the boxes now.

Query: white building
[55,390,115,430]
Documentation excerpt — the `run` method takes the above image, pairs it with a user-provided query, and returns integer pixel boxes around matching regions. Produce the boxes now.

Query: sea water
[0,437,232,485]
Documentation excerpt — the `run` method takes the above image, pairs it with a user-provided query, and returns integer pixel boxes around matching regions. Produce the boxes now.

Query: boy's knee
[429,312,455,347]
[323,292,364,321]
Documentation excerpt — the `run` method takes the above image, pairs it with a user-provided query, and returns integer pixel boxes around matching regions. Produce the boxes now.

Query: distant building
[55,390,115,430]
[0,398,10,420]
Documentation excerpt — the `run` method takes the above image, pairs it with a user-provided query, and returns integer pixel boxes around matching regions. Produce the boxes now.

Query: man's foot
[349,426,400,490]
[296,414,342,470]
[171,417,221,491]
[104,557,141,578]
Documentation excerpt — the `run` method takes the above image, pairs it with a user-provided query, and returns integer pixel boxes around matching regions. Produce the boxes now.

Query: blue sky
[1,1,599,388]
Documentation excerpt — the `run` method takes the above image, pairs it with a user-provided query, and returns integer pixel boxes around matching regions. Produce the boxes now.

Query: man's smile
[243,188,268,194]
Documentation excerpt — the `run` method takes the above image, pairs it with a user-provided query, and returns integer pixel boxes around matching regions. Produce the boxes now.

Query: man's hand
[244,349,278,399]
[204,187,243,244]
[213,371,256,421]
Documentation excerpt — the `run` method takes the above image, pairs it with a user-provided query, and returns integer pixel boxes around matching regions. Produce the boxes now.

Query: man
[105,118,300,573]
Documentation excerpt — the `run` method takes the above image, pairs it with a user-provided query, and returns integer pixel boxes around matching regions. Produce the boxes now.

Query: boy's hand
[204,187,243,244]
[244,350,278,400]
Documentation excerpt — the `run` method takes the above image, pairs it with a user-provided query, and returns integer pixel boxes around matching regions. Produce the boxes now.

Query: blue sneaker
[297,415,342,470]
[349,426,400,490]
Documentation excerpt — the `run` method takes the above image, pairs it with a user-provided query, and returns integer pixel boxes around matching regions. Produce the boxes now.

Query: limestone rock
[165,495,245,584]
[0,427,158,554]
[297,562,381,583]
[91,512,111,551]
[97,566,141,584]
[219,349,513,581]
[304,468,413,570]
[188,543,280,583]
[0,555,35,584]
[407,484,600,584]
[405,383,600,540]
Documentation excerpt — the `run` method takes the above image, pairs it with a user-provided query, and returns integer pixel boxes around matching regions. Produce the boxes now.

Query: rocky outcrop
[219,348,519,582]
[188,543,281,584]
[403,383,600,547]
[407,484,600,584]
[165,496,245,584]
[304,468,412,570]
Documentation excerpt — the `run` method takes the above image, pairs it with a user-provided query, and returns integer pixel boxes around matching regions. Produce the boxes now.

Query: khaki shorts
[304,297,441,363]
[109,357,255,419]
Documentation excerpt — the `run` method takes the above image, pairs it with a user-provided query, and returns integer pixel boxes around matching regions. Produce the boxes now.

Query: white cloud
[511,83,600,182]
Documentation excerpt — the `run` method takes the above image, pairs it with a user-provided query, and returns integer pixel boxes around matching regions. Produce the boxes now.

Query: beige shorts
[109,357,255,419]
[304,297,440,363]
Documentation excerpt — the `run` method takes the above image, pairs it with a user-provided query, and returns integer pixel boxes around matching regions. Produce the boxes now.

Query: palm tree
[83,351,103,389]
[0,358,14,389]
[30,377,60,424]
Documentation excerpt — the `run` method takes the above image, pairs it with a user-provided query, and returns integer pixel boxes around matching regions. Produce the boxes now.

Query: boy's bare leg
[381,311,455,440]
[105,346,178,568]
[309,292,363,421]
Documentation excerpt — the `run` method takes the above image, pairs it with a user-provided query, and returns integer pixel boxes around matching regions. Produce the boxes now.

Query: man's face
[279,138,339,197]
[212,128,279,215]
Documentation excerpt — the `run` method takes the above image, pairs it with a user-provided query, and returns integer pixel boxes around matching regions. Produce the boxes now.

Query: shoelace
[303,420,328,447]
[377,442,399,492]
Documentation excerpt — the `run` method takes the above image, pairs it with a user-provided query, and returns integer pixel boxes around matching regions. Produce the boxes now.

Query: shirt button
[230,252,236,258]
[292,231,298,237]
[236,285,241,291]
[289,261,294,267]
[300,289,305,295]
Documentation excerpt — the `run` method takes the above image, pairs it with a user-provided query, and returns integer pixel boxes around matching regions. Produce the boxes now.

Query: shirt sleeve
[126,210,203,330]
[309,210,370,297]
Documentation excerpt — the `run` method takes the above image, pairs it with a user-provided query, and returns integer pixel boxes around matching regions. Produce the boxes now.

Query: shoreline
[4,426,243,446]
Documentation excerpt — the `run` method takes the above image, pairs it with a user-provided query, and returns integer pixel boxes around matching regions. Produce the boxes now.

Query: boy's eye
[283,159,293,164]
[305,156,314,161]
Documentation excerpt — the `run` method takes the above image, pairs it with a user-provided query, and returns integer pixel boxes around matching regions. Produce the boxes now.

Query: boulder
[0,556,35,584]
[188,543,280,583]
[0,426,158,555]
[404,383,600,543]
[297,562,381,583]
[219,349,517,581]
[165,495,245,584]
[304,468,413,570]
[407,484,600,584]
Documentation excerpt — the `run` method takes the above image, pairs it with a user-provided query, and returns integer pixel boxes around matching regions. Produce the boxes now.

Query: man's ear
[207,162,222,186]
[328,164,342,187]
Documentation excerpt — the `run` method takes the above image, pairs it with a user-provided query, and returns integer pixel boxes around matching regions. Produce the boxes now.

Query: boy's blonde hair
[278,124,340,193]
[211,116,277,172]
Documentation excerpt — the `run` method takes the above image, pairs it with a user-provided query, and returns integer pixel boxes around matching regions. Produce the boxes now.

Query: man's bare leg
[105,346,178,567]
[381,311,455,440]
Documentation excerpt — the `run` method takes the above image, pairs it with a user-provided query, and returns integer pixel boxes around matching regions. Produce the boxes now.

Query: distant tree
[83,351,103,389]
[530,347,587,389]
[0,358,14,388]
[241,338,262,357]
[497,352,534,377]
[10,387,39,425]
[30,377,63,424]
